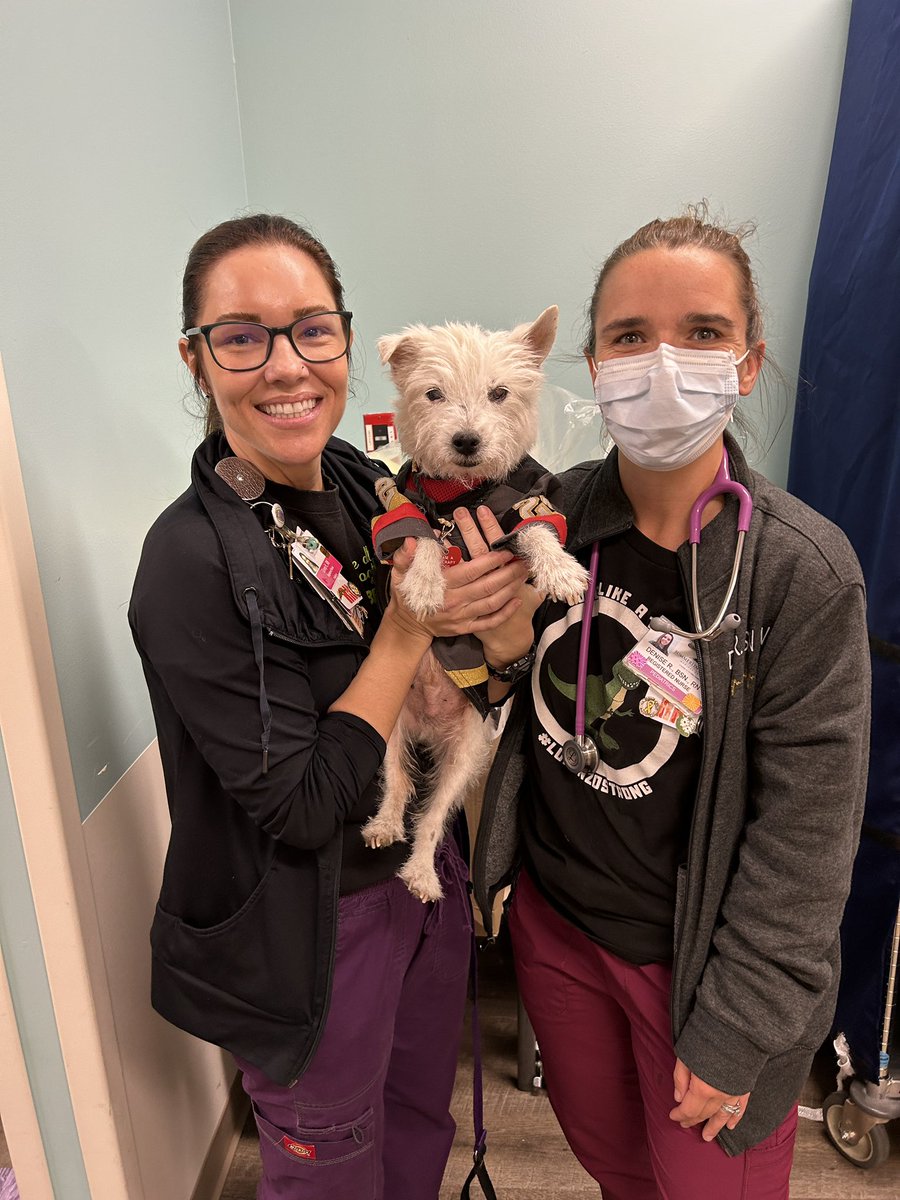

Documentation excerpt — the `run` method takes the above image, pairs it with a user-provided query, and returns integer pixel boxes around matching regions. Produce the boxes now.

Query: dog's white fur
[362,307,589,900]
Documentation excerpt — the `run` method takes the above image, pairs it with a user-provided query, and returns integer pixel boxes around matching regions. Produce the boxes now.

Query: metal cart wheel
[516,991,543,1091]
[823,1091,891,1169]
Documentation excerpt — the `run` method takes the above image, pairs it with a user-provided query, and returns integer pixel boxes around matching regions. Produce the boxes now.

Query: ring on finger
[720,1101,743,1116]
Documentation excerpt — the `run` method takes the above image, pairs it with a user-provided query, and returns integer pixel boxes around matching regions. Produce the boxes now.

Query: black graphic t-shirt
[522,526,701,964]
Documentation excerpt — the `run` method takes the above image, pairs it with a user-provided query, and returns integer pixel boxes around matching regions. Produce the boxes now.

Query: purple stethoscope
[562,451,754,775]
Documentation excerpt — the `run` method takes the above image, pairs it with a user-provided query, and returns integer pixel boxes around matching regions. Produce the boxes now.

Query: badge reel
[215,456,366,637]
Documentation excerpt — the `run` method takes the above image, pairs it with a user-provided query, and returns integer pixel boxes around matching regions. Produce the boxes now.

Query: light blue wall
[0,0,851,819]
[0,0,247,821]
[232,0,850,484]
[0,0,246,1183]
[0,0,853,1181]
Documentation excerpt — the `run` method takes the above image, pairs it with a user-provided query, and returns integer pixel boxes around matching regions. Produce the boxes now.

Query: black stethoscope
[561,451,752,775]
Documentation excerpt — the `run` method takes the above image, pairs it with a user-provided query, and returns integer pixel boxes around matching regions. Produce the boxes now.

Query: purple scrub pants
[509,869,797,1200]
[235,840,471,1199]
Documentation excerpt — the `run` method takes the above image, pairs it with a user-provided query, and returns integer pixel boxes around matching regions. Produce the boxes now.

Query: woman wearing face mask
[470,208,870,1199]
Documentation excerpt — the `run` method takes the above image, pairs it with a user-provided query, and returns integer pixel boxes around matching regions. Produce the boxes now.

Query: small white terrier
[362,306,588,900]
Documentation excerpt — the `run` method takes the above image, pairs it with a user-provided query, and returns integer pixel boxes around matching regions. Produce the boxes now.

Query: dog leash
[460,930,498,1200]
[451,815,498,1200]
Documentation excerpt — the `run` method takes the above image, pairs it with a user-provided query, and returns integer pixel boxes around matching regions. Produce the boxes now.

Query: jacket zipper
[471,697,527,940]
[262,625,358,1083]
[265,626,364,651]
[669,564,714,1043]
[285,856,343,1087]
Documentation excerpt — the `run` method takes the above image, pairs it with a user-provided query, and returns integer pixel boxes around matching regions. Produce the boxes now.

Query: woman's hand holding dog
[456,506,543,666]
[390,524,531,644]
[331,514,524,743]
[390,505,541,667]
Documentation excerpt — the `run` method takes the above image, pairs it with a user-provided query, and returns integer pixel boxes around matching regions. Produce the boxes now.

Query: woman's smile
[180,242,350,490]
[256,394,323,419]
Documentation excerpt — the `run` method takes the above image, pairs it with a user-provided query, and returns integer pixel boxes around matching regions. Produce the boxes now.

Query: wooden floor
[0,943,893,1198]
[220,938,900,1199]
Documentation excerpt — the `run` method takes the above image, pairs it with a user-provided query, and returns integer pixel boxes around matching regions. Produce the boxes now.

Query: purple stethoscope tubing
[688,454,753,543]
[568,450,753,770]
[575,541,601,740]
[678,450,752,639]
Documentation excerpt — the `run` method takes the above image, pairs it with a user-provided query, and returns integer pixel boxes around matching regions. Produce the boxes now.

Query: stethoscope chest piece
[562,734,599,775]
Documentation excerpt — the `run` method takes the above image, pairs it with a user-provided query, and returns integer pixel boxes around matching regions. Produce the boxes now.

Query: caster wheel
[823,1091,890,1169]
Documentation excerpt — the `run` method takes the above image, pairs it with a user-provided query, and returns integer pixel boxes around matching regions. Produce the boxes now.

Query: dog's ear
[514,305,559,365]
[377,332,417,376]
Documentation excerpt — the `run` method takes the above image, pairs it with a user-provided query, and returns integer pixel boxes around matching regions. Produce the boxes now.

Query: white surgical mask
[592,343,749,471]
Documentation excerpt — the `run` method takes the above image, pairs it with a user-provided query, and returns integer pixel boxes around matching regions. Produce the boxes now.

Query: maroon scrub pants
[509,869,797,1200]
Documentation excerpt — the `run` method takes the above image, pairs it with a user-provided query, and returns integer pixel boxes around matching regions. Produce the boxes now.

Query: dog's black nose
[452,432,481,457]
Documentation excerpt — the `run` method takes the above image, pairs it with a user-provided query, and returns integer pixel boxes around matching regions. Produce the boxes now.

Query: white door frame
[0,354,140,1197]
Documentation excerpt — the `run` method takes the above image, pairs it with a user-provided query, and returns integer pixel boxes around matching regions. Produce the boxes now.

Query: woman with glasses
[129,214,529,1199]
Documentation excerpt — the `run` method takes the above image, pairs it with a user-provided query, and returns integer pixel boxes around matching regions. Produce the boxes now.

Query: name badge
[624,629,703,735]
[290,529,366,636]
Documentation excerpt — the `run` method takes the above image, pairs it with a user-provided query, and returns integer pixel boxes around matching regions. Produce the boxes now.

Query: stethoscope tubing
[566,450,753,772]
[575,541,601,740]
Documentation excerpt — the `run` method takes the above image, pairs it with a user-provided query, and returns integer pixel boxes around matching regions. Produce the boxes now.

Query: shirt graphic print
[521,527,702,964]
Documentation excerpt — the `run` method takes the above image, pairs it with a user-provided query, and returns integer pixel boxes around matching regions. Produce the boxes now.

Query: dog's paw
[361,814,407,849]
[397,539,446,617]
[397,570,445,618]
[516,525,590,605]
[398,857,443,903]
[536,553,590,606]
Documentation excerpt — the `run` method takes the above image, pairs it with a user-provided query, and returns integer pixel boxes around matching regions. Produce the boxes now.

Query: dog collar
[413,474,486,504]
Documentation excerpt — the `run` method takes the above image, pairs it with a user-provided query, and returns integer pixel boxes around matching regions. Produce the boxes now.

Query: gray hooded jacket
[473,436,870,1154]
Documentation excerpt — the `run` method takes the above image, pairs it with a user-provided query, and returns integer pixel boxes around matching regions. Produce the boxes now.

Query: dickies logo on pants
[281,1136,316,1161]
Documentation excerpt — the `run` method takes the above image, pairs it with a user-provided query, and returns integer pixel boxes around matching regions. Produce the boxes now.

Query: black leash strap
[460,928,498,1200]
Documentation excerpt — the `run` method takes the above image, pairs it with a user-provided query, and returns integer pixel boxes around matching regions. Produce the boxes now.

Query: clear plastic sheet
[532,383,606,474]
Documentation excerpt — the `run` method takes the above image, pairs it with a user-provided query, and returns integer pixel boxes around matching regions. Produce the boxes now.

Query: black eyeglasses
[183,311,353,371]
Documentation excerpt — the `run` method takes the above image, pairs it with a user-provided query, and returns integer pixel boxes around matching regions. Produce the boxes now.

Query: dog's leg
[396,536,447,617]
[399,707,492,902]
[512,523,589,605]
[361,712,414,849]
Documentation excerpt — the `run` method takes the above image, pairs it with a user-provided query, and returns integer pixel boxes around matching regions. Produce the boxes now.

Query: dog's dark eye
[489,386,509,403]
[425,387,444,402]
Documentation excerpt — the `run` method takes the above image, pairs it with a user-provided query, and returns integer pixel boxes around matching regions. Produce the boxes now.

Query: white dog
[362,306,588,900]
